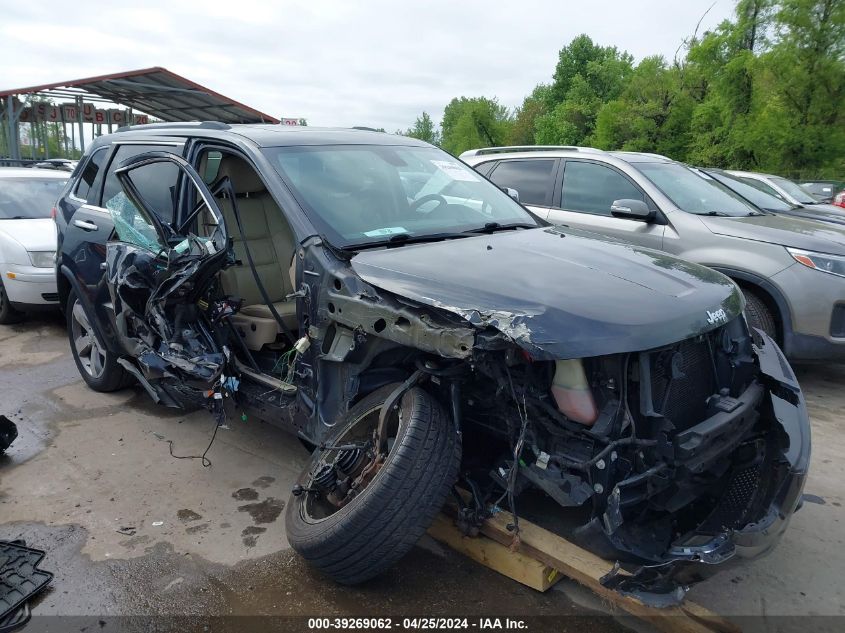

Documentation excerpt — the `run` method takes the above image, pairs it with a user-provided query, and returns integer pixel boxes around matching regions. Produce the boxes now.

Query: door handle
[73,219,98,231]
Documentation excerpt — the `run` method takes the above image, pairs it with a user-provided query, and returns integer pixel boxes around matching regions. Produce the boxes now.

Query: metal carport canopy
[0,66,279,124]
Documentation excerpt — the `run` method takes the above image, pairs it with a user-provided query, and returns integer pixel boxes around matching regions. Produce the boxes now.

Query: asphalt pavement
[1,314,842,632]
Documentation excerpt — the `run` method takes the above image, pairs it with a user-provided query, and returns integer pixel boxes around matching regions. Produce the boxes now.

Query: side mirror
[610,199,654,222]
[501,186,519,202]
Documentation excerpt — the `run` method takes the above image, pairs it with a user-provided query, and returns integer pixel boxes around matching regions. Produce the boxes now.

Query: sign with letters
[81,103,95,122]
[19,101,151,125]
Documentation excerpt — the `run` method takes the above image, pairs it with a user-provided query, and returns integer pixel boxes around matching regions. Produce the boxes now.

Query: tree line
[402,0,844,179]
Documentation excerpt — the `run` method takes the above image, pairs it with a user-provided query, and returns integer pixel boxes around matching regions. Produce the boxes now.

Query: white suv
[727,169,845,213]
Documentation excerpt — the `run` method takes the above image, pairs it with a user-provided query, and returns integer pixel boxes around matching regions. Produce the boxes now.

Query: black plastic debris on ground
[0,603,28,633]
[0,540,53,631]
[0,416,17,454]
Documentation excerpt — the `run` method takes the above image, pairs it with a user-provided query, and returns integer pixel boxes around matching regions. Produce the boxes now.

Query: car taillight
[834,192,845,209]
[51,206,57,220]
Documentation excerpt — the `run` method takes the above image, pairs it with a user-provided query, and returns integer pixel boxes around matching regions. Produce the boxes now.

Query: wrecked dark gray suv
[55,123,809,603]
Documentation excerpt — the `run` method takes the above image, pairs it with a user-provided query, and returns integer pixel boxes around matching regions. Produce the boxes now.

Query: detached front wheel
[286,383,460,584]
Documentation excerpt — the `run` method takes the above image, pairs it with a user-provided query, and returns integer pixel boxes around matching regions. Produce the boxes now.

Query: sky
[0,0,735,133]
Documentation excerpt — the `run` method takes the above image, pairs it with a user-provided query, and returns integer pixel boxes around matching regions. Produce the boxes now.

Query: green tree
[507,85,550,145]
[593,57,694,158]
[681,0,844,175]
[405,111,440,145]
[683,22,763,168]
[534,34,633,146]
[735,0,777,51]
[429,1,844,175]
[762,0,845,176]
[439,97,512,155]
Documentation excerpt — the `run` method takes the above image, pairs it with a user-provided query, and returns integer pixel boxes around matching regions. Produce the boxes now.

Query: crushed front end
[458,316,809,606]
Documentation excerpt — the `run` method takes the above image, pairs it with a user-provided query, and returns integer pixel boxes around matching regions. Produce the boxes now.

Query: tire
[0,279,24,325]
[286,383,461,585]
[66,289,130,392]
[742,287,777,339]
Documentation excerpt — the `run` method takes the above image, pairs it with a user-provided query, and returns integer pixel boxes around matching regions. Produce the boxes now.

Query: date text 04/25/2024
[307,618,528,630]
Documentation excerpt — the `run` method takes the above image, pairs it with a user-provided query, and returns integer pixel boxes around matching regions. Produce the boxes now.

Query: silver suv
[461,146,845,362]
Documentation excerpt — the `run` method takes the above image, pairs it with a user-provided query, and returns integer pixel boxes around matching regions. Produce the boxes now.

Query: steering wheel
[411,193,448,214]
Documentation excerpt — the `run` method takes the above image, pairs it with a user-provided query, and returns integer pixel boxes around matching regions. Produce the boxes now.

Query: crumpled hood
[351,227,742,359]
[700,214,845,254]
[0,219,57,252]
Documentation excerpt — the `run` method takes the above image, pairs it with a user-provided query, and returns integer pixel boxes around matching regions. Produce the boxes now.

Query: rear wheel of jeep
[0,279,24,325]
[742,287,777,340]
[67,289,130,392]
[286,383,461,585]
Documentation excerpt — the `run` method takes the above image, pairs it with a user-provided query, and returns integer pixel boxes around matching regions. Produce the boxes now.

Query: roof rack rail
[350,126,384,132]
[611,150,672,161]
[115,121,231,133]
[459,145,603,158]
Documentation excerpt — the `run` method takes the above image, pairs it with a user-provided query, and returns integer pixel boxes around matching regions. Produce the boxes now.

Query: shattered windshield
[262,144,540,248]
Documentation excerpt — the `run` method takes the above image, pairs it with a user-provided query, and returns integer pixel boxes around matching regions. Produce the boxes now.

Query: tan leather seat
[213,155,298,350]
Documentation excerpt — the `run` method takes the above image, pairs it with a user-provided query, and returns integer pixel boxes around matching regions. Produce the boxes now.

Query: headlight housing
[787,248,845,279]
[28,251,56,268]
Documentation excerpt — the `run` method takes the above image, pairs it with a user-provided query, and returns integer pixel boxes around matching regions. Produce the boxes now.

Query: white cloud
[0,0,734,132]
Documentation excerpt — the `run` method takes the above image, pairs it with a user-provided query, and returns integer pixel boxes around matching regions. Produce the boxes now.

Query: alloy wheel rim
[71,300,106,378]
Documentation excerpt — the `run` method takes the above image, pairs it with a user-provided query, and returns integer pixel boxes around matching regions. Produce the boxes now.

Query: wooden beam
[478,510,740,633]
[438,503,740,633]
[427,514,561,592]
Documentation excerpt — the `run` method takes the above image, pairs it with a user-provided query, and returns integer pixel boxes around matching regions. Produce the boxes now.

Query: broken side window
[107,191,166,254]
[102,144,182,222]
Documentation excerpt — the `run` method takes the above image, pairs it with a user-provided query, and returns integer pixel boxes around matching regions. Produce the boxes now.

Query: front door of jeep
[104,151,233,405]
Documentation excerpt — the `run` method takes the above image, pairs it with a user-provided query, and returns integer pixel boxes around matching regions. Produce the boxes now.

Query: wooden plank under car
[428,506,741,633]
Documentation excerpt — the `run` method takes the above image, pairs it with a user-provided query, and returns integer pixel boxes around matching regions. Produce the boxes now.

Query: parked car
[55,125,808,603]
[0,167,66,323]
[462,146,845,362]
[799,180,844,203]
[33,158,78,172]
[704,168,845,227]
[727,170,845,215]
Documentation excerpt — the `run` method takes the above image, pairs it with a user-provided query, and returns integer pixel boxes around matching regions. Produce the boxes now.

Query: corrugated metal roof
[0,67,279,124]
